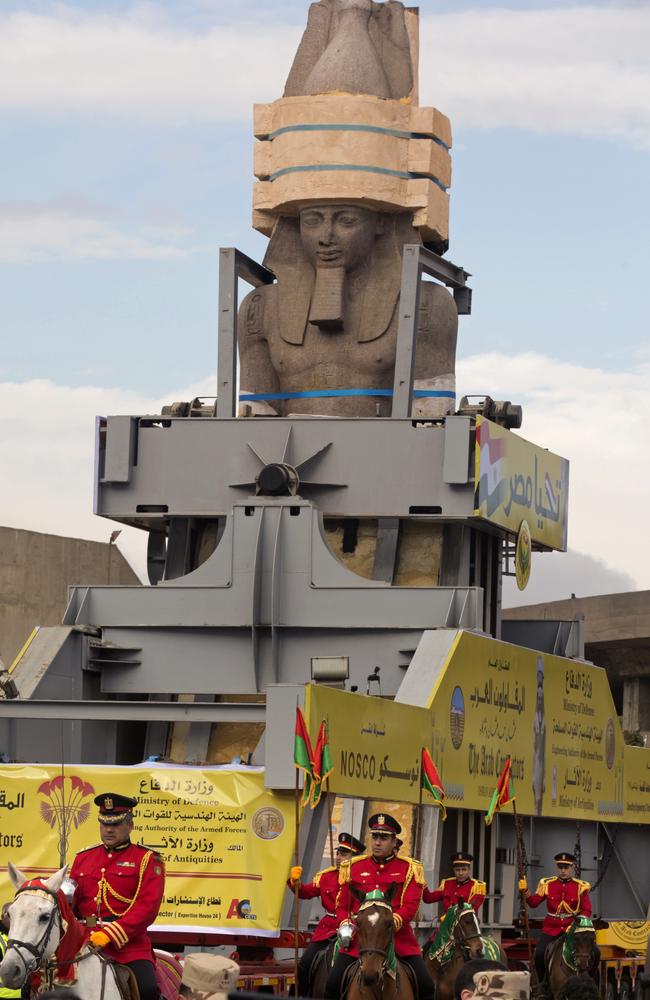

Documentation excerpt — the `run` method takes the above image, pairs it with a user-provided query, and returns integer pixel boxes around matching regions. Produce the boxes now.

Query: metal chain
[574,822,582,879]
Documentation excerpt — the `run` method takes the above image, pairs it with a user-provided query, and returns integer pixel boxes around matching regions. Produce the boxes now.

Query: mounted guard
[288,831,365,996]
[520,851,599,995]
[324,813,434,1000]
[68,793,165,1000]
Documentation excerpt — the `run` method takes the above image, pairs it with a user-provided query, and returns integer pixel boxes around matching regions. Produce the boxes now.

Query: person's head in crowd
[0,902,11,934]
[556,975,600,1000]
[455,961,508,1000]
[468,969,530,1000]
[180,953,240,1000]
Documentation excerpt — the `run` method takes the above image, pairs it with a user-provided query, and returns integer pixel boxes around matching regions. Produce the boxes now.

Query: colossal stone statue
[239,0,458,419]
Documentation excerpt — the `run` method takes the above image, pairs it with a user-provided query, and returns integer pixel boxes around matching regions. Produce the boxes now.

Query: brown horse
[307,938,336,999]
[546,919,597,999]
[346,884,416,1000]
[425,902,506,1000]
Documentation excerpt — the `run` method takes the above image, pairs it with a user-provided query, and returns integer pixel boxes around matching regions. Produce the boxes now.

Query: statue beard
[308,265,346,331]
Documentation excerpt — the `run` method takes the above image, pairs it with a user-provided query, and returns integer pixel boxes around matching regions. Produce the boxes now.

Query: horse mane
[18,878,90,984]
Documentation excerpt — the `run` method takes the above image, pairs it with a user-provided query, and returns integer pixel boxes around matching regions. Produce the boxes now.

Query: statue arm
[237,288,280,415]
[412,282,458,419]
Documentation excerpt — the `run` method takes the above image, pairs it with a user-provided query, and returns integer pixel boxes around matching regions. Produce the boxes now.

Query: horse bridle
[453,907,482,960]
[357,900,396,990]
[5,885,61,979]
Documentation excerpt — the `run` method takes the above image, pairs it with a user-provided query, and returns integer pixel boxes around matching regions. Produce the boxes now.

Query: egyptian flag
[421,748,447,820]
[294,707,315,806]
[485,756,515,826]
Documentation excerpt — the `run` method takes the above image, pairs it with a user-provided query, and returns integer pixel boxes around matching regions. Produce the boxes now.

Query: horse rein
[357,900,396,991]
[5,886,61,979]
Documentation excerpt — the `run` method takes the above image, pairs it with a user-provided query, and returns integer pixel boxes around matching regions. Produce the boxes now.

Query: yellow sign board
[0,765,294,936]
[306,685,430,805]
[596,921,650,952]
[425,631,648,823]
[474,417,569,551]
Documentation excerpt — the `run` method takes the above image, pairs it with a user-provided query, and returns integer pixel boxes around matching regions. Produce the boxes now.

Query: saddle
[111,962,140,1000]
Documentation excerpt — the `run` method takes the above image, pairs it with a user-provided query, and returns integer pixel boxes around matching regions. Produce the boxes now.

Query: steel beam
[391,245,472,419]
[0,700,265,723]
[217,248,275,419]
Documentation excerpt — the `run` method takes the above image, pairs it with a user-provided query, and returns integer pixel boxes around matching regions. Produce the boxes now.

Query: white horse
[0,863,123,1000]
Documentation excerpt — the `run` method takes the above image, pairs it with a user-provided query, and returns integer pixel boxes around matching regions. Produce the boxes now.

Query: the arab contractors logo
[38,775,95,858]
[251,806,285,840]
[227,898,257,920]
[515,519,532,591]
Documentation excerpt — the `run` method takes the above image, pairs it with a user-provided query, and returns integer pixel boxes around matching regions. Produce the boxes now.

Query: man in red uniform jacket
[519,851,594,985]
[423,851,486,914]
[422,851,486,955]
[69,793,165,1000]
[324,813,434,1000]
[288,832,365,995]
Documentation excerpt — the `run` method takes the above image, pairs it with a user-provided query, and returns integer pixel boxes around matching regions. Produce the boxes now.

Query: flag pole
[512,799,537,992]
[294,763,300,996]
[415,772,424,931]
[415,777,424,859]
[326,777,335,867]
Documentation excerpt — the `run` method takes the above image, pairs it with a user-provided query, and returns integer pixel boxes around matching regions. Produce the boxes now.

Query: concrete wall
[503,590,650,737]
[0,525,140,667]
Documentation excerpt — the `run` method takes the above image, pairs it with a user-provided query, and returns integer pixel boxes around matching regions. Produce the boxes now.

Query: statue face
[299,204,383,272]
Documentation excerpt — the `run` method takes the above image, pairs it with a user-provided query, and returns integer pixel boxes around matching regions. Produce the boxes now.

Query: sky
[0,0,648,604]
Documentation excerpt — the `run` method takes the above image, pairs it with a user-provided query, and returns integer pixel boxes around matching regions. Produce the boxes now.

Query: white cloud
[420,7,650,147]
[0,374,217,581]
[0,7,296,120]
[0,203,189,262]
[0,5,648,145]
[0,352,648,593]
[457,351,650,587]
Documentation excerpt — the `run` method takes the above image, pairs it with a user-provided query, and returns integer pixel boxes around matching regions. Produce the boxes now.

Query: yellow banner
[306,685,430,804]
[425,631,650,823]
[474,416,569,551]
[0,765,294,936]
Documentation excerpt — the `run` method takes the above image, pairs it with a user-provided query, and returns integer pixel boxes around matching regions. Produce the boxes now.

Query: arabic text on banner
[0,765,294,936]
[306,685,430,805]
[425,631,650,824]
[474,416,569,551]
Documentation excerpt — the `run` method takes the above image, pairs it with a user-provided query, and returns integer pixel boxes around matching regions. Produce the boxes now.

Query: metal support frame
[217,243,470,423]
[0,700,265,722]
[391,244,471,419]
[601,822,647,915]
[217,248,275,418]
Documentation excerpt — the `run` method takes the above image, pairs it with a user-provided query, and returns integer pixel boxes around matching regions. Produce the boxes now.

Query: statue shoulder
[418,278,457,325]
[239,284,277,338]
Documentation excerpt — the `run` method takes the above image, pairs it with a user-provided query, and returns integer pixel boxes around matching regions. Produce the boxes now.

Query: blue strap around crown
[239,388,456,402]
